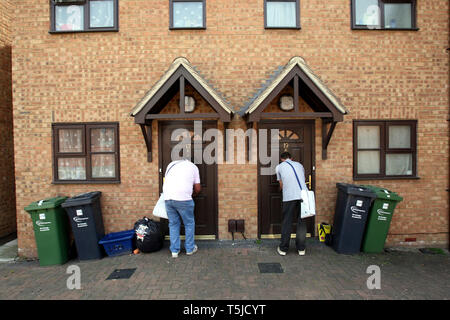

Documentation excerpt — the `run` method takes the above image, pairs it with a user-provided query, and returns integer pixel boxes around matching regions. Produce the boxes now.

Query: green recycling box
[25,196,70,266]
[360,185,403,253]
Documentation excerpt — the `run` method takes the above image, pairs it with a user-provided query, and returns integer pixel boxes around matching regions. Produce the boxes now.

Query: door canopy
[130,57,233,123]
[238,56,349,159]
[130,57,233,161]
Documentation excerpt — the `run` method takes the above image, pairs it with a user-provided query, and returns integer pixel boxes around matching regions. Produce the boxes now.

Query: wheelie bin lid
[62,191,102,208]
[360,185,403,202]
[336,183,377,199]
[25,196,68,212]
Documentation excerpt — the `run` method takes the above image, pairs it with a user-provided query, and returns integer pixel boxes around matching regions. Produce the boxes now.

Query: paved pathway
[0,239,449,300]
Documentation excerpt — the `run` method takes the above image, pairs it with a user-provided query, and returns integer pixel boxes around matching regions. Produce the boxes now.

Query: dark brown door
[258,120,315,237]
[159,121,218,237]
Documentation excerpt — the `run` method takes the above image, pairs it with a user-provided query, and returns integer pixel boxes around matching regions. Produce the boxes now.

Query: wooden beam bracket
[140,121,153,162]
[223,121,229,162]
[246,122,255,162]
[322,118,337,160]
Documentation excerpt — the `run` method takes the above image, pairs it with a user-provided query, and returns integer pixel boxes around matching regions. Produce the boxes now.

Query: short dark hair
[280,152,291,160]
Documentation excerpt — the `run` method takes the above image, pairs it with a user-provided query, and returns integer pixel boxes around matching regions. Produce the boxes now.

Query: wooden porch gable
[239,56,349,159]
[130,57,233,161]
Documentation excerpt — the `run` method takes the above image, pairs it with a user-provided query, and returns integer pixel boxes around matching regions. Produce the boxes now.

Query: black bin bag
[134,217,164,253]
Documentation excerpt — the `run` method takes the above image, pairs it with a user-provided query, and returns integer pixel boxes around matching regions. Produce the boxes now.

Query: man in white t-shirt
[163,159,201,258]
[275,152,308,256]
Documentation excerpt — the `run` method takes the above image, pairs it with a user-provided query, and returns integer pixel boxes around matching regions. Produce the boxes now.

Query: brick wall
[0,0,16,239]
[12,0,449,257]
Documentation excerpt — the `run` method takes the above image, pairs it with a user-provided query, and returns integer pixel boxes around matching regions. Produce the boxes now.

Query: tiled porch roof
[130,57,233,117]
[239,56,349,116]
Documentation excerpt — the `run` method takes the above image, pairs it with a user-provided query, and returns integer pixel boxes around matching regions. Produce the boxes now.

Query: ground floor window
[353,120,417,179]
[52,122,120,183]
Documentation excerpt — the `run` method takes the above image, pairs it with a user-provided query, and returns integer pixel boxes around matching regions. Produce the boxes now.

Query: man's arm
[276,164,283,191]
[193,164,201,195]
[193,183,201,195]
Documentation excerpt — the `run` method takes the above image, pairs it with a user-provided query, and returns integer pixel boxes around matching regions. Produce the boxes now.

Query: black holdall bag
[134,217,164,253]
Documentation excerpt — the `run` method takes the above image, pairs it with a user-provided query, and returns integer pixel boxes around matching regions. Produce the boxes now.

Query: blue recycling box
[99,230,135,257]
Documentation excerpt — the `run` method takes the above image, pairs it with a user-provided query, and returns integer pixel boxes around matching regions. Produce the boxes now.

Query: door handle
[305,175,312,190]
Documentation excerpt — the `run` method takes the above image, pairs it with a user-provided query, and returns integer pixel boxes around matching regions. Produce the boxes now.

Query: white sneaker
[171,251,179,258]
[298,249,306,256]
[277,246,287,256]
[186,245,198,256]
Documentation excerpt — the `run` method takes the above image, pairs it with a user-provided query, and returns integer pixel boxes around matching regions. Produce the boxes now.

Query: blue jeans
[165,199,196,253]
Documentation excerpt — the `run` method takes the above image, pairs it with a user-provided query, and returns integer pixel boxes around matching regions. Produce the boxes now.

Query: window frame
[49,0,119,34]
[52,122,121,184]
[264,0,301,29]
[353,120,418,180]
[169,0,206,30]
[350,0,418,30]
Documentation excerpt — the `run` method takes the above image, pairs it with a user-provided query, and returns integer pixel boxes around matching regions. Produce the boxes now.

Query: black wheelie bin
[62,191,105,260]
[332,183,377,254]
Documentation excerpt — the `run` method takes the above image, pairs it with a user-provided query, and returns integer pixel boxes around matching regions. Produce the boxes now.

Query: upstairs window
[351,0,417,30]
[264,0,300,29]
[170,0,206,29]
[50,0,119,33]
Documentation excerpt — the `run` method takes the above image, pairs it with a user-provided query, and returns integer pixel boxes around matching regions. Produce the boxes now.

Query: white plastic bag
[300,190,316,219]
[153,193,168,219]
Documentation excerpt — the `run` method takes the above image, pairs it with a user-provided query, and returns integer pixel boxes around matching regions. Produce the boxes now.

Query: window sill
[353,176,420,181]
[265,26,301,30]
[52,180,121,184]
[49,29,119,34]
[169,27,206,30]
[351,27,419,31]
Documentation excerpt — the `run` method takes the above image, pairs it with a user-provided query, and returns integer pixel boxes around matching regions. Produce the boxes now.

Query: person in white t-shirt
[163,159,201,258]
[275,152,308,256]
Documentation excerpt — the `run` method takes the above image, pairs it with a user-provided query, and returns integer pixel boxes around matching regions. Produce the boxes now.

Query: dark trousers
[280,200,306,252]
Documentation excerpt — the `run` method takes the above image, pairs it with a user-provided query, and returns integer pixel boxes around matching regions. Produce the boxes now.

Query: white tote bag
[153,193,168,219]
[285,161,316,219]
[300,190,316,219]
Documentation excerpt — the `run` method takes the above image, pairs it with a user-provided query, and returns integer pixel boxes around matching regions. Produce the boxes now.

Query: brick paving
[0,239,449,300]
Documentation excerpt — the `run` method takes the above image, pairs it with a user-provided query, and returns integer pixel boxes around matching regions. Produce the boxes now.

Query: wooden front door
[159,121,218,237]
[258,120,315,237]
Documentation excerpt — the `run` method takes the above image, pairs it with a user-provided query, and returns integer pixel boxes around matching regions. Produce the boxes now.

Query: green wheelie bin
[25,196,70,266]
[360,185,403,253]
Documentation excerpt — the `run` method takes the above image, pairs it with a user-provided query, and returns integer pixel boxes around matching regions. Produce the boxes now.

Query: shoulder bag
[285,161,316,219]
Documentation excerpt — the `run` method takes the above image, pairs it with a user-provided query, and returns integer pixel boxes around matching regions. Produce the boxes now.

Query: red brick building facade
[11,0,449,257]
[0,0,15,239]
